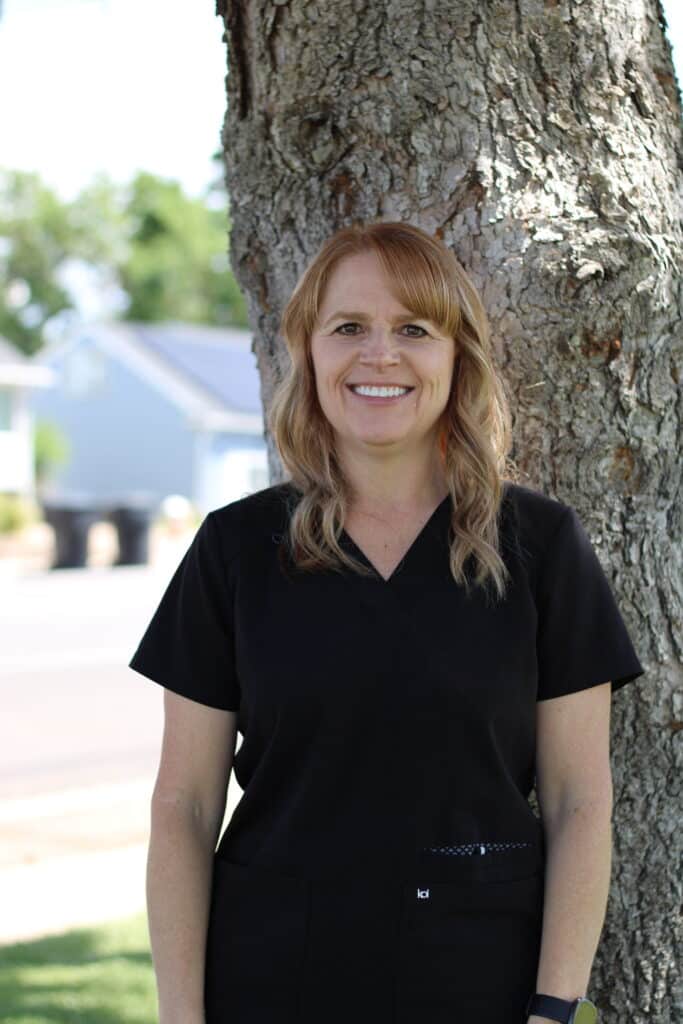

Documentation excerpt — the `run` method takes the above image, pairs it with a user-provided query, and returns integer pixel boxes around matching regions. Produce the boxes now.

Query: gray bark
[215,1,682,1018]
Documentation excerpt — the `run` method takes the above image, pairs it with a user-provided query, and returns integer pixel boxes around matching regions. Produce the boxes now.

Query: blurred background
[0,1,269,1018]
[0,0,681,1019]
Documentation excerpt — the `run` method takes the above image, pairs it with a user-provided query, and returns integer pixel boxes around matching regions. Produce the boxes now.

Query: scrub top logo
[416,886,430,899]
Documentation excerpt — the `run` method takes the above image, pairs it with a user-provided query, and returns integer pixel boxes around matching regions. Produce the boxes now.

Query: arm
[147,800,217,1024]
[529,681,613,1023]
[147,689,238,1024]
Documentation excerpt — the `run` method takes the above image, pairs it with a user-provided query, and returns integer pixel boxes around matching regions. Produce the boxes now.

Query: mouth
[346,383,416,404]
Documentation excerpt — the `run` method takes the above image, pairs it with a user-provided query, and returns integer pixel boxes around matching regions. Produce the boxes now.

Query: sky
[0,0,228,203]
[0,0,681,205]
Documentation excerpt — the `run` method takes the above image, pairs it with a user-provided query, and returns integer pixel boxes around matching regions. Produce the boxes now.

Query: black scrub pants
[204,851,545,1024]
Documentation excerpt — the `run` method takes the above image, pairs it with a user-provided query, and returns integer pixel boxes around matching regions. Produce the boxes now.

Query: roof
[31,318,265,432]
[130,320,261,414]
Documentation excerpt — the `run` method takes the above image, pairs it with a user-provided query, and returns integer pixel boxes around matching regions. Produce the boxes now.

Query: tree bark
[215,1,682,1018]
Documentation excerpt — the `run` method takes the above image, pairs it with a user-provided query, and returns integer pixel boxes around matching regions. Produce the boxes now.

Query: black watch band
[526,992,599,1023]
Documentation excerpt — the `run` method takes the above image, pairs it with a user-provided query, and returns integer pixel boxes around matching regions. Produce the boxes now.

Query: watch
[526,992,599,1023]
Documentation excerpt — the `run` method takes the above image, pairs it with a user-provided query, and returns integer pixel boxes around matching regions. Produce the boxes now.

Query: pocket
[393,869,544,1023]
[204,856,310,1024]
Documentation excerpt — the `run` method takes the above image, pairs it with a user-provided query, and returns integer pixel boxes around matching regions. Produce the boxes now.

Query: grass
[0,911,157,1024]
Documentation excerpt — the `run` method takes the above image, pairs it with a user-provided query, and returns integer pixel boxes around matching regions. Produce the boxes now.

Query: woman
[129,222,645,1024]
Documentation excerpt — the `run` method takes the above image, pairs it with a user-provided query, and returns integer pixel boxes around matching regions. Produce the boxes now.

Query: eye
[334,322,428,337]
[334,323,361,335]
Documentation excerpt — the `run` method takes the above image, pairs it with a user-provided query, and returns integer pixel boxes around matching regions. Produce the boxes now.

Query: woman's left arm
[529,682,614,1022]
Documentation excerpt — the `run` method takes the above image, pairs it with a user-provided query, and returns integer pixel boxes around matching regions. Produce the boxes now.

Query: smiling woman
[129,221,646,1024]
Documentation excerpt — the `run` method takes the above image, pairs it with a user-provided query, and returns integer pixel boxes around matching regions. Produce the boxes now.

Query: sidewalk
[0,780,152,946]
[1,775,243,947]
[3,845,149,945]
[0,516,202,947]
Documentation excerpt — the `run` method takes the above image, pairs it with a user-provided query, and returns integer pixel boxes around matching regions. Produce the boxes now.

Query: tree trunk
[215,1,682,1018]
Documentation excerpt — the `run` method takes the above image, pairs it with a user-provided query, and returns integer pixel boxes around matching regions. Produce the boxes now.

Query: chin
[353,430,410,446]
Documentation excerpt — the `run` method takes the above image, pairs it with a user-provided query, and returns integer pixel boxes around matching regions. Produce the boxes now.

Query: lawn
[0,911,157,1024]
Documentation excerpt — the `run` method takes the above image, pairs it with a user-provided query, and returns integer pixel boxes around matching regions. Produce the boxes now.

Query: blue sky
[0,0,681,205]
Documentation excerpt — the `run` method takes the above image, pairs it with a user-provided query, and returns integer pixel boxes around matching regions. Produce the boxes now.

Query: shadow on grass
[0,911,157,1024]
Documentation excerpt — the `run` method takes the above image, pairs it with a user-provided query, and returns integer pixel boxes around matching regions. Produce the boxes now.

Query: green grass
[0,912,157,1024]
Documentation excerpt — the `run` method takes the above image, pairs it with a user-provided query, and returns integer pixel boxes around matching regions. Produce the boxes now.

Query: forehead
[318,252,411,316]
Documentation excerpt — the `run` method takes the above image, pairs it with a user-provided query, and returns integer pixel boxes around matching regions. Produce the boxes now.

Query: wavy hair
[267,221,520,603]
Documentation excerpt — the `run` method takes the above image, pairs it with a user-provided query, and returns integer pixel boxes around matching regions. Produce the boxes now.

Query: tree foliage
[0,164,247,357]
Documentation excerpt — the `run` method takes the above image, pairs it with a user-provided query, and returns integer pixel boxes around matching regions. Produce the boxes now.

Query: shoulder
[502,480,571,536]
[208,481,296,566]
[500,480,574,569]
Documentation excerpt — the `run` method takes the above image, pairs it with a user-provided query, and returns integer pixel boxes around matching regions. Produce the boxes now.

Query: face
[310,250,456,459]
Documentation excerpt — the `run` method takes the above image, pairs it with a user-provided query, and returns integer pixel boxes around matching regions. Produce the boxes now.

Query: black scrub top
[128,480,646,884]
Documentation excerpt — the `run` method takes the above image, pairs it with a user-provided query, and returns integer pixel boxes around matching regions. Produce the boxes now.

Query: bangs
[372,235,463,341]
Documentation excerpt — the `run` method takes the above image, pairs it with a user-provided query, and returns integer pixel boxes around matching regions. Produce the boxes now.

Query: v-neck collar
[339,492,452,584]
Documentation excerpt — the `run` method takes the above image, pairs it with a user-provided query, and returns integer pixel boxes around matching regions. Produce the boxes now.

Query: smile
[346,384,415,403]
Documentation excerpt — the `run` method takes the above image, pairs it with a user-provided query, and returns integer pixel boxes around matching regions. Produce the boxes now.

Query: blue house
[29,319,269,516]
[0,334,57,498]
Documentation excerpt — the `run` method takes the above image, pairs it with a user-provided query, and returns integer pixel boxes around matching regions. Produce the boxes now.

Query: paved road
[0,546,243,945]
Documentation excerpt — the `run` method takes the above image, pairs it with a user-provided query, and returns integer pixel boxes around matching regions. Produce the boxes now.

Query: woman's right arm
[147,689,238,1024]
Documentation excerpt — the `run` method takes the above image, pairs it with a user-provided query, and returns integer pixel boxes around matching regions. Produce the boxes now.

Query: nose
[358,328,401,366]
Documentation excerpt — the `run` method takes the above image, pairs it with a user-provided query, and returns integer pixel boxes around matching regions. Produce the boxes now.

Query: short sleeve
[128,511,241,711]
[535,505,645,701]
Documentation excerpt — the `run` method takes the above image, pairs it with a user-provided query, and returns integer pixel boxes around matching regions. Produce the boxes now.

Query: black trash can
[42,502,104,569]
[110,502,156,566]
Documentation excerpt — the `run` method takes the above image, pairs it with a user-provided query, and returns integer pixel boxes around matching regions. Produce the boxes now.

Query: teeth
[351,385,410,397]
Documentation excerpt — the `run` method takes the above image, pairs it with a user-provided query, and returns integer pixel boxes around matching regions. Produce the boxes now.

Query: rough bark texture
[215,1,681,1019]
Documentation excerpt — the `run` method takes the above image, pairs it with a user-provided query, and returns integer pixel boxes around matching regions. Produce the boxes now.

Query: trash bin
[42,502,104,569]
[110,501,156,566]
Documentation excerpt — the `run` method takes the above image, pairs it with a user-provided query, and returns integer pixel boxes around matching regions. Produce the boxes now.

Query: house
[28,319,269,517]
[0,334,57,498]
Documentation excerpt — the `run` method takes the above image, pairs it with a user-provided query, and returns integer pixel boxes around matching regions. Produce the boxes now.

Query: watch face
[572,999,598,1024]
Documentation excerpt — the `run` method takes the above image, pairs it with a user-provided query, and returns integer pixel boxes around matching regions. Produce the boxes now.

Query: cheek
[419,368,446,393]
[430,360,454,394]
[312,345,342,378]
[317,369,346,409]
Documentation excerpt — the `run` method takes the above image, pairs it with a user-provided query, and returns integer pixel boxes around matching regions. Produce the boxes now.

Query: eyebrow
[321,310,426,328]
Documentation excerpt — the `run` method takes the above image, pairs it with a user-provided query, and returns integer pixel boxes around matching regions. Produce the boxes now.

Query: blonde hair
[267,221,520,603]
